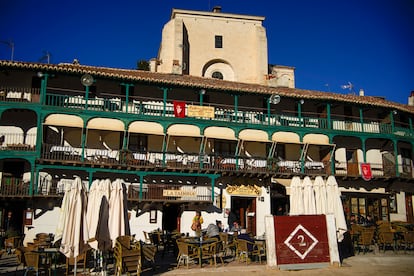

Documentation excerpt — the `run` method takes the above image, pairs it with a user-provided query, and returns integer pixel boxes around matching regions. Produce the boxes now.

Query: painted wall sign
[226,184,262,196]
[187,105,215,118]
[163,189,197,197]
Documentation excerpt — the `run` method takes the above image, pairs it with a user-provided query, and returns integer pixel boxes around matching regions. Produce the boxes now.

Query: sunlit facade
[0,7,413,245]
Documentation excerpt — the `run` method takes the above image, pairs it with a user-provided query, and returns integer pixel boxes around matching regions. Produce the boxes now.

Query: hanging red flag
[173,101,185,118]
[361,163,372,181]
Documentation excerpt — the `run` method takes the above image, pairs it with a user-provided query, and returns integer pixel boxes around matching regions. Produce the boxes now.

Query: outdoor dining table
[186,237,216,267]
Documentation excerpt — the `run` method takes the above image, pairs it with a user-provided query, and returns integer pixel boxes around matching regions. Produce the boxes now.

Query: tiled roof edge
[1,60,413,114]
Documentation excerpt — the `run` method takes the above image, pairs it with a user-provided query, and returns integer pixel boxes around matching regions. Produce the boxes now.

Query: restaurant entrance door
[231,196,256,235]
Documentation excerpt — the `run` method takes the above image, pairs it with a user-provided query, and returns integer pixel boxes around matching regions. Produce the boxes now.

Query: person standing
[191,211,203,236]
[225,208,237,231]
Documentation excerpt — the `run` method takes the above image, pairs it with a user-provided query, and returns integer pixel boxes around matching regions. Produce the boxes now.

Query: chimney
[212,6,222,13]
[408,91,414,106]
[359,89,364,96]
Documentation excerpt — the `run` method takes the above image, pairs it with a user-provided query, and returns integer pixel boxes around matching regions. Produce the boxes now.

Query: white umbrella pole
[74,256,77,276]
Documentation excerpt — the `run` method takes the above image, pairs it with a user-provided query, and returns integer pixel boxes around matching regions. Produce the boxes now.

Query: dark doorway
[1,201,25,236]
[162,203,180,232]
[231,197,256,235]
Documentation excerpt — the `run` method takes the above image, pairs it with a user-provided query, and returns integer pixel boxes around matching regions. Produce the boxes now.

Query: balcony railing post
[139,174,144,201]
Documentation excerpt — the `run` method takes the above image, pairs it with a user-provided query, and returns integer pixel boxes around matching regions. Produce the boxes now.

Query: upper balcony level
[1,86,413,140]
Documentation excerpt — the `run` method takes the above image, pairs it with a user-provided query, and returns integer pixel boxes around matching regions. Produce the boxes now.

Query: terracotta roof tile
[1,60,413,114]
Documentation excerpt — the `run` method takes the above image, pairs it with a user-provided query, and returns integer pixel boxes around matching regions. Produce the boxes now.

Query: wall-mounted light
[299,99,305,105]
[392,110,398,115]
[200,89,206,95]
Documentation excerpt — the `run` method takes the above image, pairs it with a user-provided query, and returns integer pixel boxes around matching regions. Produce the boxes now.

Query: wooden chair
[114,235,141,276]
[357,228,375,254]
[14,248,25,273]
[141,243,157,269]
[200,240,224,267]
[219,232,236,258]
[4,236,21,254]
[149,231,165,252]
[377,231,396,253]
[24,252,50,276]
[65,251,88,275]
[142,231,151,244]
[235,239,261,264]
[254,240,266,264]
[176,240,198,268]
[401,231,414,253]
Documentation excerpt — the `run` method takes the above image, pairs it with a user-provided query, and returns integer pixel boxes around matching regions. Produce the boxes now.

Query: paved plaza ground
[1,249,414,275]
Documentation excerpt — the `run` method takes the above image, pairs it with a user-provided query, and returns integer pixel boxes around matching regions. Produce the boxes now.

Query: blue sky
[1,0,413,105]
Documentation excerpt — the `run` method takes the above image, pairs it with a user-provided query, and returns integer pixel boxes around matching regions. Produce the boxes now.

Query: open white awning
[128,121,164,135]
[204,126,236,140]
[239,129,269,142]
[303,133,331,145]
[167,124,201,137]
[271,131,300,143]
[44,114,83,128]
[87,118,124,131]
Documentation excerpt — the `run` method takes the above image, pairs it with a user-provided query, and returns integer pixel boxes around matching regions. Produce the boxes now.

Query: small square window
[215,35,223,48]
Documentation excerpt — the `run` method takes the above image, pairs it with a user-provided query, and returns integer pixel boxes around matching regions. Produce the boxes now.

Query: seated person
[237,229,255,252]
[206,220,222,240]
[364,215,375,227]
[230,221,241,233]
